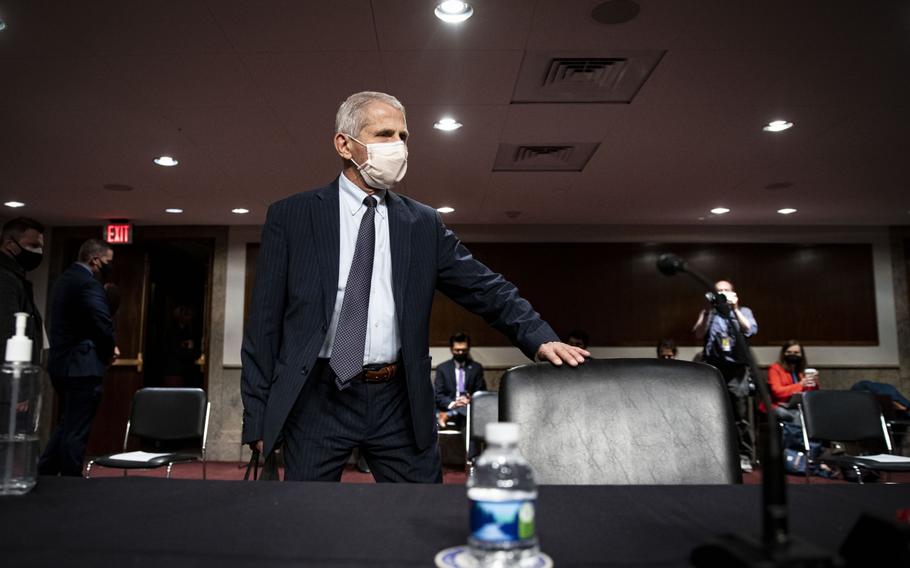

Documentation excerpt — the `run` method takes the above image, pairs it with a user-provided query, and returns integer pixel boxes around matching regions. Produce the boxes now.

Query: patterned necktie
[330,196,377,390]
[457,366,465,395]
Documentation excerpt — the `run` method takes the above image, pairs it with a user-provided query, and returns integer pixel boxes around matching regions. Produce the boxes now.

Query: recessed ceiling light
[4,201,25,208]
[763,120,793,132]
[231,208,250,215]
[153,156,179,167]
[710,207,730,215]
[165,208,183,214]
[435,1,473,23]
[436,206,455,214]
[433,117,463,131]
[777,208,798,215]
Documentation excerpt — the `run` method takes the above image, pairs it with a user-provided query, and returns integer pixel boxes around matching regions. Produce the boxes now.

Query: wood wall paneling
[244,242,878,348]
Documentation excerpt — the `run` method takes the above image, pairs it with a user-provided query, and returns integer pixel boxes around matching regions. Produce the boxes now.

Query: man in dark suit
[241,91,589,483]
[0,217,46,364]
[38,239,116,477]
[435,331,485,429]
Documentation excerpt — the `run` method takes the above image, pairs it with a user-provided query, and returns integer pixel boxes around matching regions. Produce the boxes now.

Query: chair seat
[819,454,910,472]
[92,453,199,470]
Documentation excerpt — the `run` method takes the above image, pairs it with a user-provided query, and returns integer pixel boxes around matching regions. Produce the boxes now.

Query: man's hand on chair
[536,341,589,367]
[451,395,470,408]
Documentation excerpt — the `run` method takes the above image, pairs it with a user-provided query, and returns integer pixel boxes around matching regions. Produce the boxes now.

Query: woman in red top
[767,341,819,419]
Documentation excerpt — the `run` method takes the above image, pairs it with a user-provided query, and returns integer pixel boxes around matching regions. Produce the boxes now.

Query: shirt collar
[338,173,387,220]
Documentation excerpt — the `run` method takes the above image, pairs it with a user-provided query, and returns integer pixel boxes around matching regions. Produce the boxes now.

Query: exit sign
[104,223,133,244]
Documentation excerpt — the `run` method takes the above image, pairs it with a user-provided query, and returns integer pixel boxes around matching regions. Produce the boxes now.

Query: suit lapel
[386,191,413,325]
[313,181,340,325]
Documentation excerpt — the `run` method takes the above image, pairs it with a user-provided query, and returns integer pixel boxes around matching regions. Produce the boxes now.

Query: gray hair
[78,238,113,263]
[335,91,406,137]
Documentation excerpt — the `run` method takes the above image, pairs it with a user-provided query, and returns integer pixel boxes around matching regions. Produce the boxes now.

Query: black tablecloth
[1,477,908,567]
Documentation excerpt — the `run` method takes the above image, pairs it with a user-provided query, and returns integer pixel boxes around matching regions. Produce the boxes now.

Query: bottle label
[470,499,535,544]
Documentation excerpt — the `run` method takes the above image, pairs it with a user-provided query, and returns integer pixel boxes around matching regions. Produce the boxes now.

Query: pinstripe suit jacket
[241,179,558,453]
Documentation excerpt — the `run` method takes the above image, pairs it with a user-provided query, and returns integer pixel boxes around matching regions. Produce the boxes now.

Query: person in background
[657,339,678,360]
[692,279,758,473]
[434,332,485,429]
[162,305,202,388]
[38,239,117,477]
[567,329,589,350]
[0,217,45,363]
[766,340,819,422]
[851,380,910,419]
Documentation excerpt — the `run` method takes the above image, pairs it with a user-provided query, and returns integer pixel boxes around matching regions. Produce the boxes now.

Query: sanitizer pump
[1,313,43,495]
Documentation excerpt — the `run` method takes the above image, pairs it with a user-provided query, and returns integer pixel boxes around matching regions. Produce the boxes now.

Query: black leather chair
[499,359,741,485]
[798,390,910,483]
[465,390,498,462]
[86,388,210,479]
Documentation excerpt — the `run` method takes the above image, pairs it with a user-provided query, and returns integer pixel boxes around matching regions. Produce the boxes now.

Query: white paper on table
[856,453,910,464]
[106,451,172,462]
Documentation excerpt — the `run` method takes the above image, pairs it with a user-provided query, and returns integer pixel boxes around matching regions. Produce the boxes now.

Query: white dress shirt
[318,173,400,364]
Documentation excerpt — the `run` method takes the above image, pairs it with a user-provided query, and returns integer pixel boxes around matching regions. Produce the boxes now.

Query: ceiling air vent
[493,143,599,172]
[543,58,627,90]
[512,50,665,103]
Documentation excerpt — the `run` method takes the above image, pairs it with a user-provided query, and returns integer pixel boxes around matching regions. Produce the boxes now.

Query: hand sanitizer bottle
[1,313,43,495]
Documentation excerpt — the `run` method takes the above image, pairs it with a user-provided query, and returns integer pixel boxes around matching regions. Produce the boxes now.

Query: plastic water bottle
[467,422,539,567]
[1,313,43,495]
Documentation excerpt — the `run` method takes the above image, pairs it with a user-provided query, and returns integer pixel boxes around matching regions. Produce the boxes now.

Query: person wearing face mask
[38,238,116,477]
[242,91,588,483]
[766,340,819,420]
[656,338,678,360]
[0,217,46,364]
[434,332,486,429]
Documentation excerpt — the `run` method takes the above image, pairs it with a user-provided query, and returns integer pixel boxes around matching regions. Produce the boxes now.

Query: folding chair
[798,390,910,483]
[86,388,210,479]
[465,390,498,464]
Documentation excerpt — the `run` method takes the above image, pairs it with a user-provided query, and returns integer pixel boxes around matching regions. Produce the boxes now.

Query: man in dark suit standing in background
[38,239,116,477]
[435,331,485,429]
[0,217,46,363]
[242,91,588,483]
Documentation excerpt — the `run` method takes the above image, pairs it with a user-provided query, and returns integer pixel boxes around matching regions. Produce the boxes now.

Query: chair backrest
[499,359,741,485]
[129,388,208,441]
[466,391,499,456]
[800,390,889,445]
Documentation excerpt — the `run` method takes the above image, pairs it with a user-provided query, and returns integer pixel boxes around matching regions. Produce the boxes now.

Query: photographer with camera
[692,280,758,472]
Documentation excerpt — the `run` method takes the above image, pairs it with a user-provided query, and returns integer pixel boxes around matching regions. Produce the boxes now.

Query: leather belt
[359,362,398,383]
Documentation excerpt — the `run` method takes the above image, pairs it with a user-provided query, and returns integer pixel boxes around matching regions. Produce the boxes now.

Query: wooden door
[85,246,150,456]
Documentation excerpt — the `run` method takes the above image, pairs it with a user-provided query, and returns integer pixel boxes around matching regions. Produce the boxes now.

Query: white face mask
[347,136,408,190]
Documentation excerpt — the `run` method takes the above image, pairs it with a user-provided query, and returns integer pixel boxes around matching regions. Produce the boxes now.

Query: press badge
[720,336,732,352]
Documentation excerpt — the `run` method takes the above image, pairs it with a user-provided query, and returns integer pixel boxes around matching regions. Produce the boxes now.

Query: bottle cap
[5,312,33,363]
[485,422,519,445]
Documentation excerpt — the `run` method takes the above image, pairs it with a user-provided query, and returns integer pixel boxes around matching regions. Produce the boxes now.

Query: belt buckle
[362,363,394,383]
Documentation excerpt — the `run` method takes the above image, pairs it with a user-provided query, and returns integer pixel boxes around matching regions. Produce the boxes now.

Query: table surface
[1,477,908,567]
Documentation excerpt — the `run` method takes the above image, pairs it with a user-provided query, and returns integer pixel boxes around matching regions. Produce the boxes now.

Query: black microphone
[657,253,687,276]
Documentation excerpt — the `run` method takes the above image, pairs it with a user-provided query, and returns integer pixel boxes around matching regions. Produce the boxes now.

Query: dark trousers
[38,376,103,477]
[282,359,442,483]
[708,359,755,461]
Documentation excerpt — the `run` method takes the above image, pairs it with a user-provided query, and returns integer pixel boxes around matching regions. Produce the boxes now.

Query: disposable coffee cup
[805,368,818,378]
